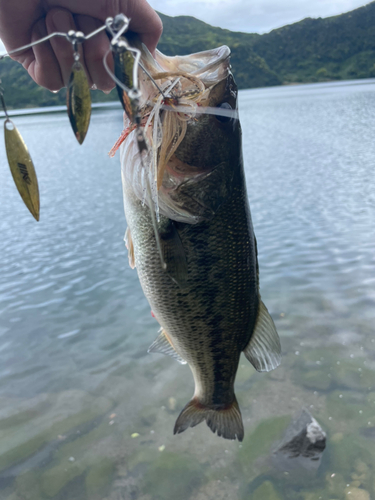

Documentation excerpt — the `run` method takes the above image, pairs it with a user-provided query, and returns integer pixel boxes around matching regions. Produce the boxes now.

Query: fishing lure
[1,89,40,221]
[112,39,140,123]
[0,13,236,224]
[66,31,92,144]
[0,16,119,219]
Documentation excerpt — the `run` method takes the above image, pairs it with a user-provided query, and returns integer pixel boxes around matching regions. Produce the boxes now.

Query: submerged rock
[0,390,113,475]
[293,347,375,393]
[141,451,204,500]
[344,486,370,500]
[252,480,283,500]
[85,457,116,496]
[272,409,326,473]
[238,416,290,468]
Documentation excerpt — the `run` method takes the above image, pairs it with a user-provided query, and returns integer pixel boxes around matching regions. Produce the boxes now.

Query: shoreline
[1,77,375,117]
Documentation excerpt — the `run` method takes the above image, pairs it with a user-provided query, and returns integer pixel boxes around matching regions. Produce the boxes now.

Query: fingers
[0,0,43,52]
[45,8,86,87]
[0,0,162,92]
[46,0,163,54]
[27,17,64,91]
[74,15,114,92]
[123,0,163,55]
[24,8,115,93]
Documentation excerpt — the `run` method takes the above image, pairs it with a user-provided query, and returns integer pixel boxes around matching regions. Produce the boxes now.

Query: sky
[150,0,371,34]
[0,0,371,54]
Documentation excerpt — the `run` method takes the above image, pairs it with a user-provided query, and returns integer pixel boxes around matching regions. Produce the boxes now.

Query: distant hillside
[157,13,281,89]
[250,1,375,82]
[0,57,116,109]
[158,1,375,85]
[1,1,375,108]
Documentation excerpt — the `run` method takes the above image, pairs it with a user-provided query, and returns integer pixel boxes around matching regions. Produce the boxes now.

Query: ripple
[58,329,81,339]
[74,278,115,296]
[0,342,12,353]
[18,282,56,295]
[17,298,65,311]
[0,92,374,475]
[0,327,9,337]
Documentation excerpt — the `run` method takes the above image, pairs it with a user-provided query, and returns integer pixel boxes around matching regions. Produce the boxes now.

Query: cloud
[150,0,371,33]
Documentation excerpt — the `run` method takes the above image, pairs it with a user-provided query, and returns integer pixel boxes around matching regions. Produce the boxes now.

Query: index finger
[0,0,162,57]
[47,0,163,54]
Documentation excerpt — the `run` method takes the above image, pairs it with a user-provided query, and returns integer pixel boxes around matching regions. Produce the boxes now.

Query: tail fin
[173,396,244,441]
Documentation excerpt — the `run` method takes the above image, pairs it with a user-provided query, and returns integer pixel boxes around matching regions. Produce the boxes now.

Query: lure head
[121,41,241,224]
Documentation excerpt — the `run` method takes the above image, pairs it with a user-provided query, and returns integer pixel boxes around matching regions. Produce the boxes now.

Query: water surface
[1,80,375,500]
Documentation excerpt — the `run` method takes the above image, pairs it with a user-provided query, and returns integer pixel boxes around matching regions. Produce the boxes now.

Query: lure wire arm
[0,22,108,60]
[0,12,155,222]
[102,46,141,101]
[0,13,145,121]
[0,12,161,111]
[0,81,10,119]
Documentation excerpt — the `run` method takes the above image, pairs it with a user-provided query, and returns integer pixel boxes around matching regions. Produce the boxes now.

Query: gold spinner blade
[4,118,40,221]
[66,61,91,145]
[113,45,138,122]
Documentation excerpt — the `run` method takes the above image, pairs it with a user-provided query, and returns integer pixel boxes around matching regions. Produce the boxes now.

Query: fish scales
[120,39,281,441]
[124,164,257,392]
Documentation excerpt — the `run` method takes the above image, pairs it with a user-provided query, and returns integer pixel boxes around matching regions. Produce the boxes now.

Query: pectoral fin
[124,227,135,269]
[148,328,186,365]
[159,219,188,289]
[169,161,234,221]
[145,177,188,288]
[244,300,281,372]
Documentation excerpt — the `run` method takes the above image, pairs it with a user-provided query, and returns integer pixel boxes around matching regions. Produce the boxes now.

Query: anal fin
[148,328,186,365]
[244,300,281,372]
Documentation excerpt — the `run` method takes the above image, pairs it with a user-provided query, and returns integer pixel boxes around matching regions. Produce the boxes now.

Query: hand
[0,0,162,92]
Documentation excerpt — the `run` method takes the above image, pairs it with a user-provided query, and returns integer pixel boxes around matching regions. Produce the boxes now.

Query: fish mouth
[136,44,232,109]
[154,46,231,89]
[120,42,236,224]
[133,45,235,190]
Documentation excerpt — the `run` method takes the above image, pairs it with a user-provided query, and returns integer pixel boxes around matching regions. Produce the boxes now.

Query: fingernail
[51,10,73,32]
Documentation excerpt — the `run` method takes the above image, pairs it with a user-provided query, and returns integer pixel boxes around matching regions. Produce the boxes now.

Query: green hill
[157,13,280,88]
[1,1,375,109]
[249,2,375,82]
[158,1,375,85]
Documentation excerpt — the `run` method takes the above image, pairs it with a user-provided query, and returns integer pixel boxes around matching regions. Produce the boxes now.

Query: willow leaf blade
[4,119,40,221]
[67,62,91,144]
[114,48,137,122]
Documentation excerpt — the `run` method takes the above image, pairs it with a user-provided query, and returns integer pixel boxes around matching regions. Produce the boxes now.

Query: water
[0,80,375,500]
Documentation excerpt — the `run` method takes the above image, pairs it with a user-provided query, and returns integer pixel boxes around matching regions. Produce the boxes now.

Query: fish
[118,38,281,441]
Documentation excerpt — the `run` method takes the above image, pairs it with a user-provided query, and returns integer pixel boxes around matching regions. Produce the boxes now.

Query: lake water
[1,79,375,500]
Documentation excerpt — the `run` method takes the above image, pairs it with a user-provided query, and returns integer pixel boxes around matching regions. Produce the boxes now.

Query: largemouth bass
[119,41,281,441]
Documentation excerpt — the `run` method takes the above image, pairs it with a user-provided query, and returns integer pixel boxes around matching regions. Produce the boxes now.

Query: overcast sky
[151,0,371,34]
[0,0,371,54]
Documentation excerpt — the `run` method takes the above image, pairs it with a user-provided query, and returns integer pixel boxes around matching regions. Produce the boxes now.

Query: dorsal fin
[148,328,187,365]
[244,300,281,372]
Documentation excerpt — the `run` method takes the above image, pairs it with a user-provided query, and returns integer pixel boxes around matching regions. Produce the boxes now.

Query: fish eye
[215,102,233,123]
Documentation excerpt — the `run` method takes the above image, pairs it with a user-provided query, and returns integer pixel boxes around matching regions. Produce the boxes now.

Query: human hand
[0,0,162,92]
